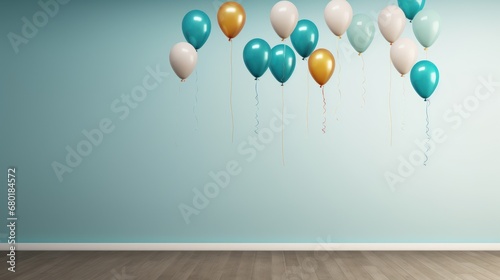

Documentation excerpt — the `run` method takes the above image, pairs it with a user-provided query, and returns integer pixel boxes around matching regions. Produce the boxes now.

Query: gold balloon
[217,2,246,40]
[308,49,335,87]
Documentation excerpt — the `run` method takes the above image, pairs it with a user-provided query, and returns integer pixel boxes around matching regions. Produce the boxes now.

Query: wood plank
[463,252,500,274]
[157,251,195,279]
[458,274,493,280]
[295,251,319,280]
[302,251,336,280]
[317,251,347,280]
[271,251,286,280]
[252,251,272,280]
[363,265,390,280]
[235,251,256,280]
[219,251,243,280]
[362,251,414,280]
[338,252,375,280]
[283,251,302,279]
[186,251,216,280]
[398,251,446,279]
[206,251,231,280]
[447,251,500,279]
[410,251,462,280]
[423,252,476,275]
[382,251,432,280]
[333,252,357,280]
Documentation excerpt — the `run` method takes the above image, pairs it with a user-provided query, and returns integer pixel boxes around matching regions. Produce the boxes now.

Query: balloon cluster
[383,0,441,100]
[169,10,211,82]
[170,0,441,99]
[169,2,246,83]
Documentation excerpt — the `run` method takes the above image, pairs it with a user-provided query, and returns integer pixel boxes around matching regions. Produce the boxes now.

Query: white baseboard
[2,243,500,251]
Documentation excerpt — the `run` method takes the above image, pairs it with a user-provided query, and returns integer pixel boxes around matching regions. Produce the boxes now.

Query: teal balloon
[243,39,271,79]
[412,10,441,49]
[182,10,211,50]
[290,19,319,60]
[346,14,376,55]
[410,60,439,100]
[398,0,426,21]
[269,44,296,85]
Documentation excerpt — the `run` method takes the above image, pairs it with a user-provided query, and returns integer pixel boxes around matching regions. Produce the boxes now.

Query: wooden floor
[1,251,500,280]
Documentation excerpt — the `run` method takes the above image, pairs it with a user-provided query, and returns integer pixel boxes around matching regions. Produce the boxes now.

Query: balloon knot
[228,38,232,42]
[338,36,342,39]
[424,47,428,51]
[302,57,306,61]
[181,79,186,83]
[281,38,285,42]
[358,53,362,56]
[401,74,404,78]
[255,78,258,81]
[281,83,284,87]
[390,43,393,46]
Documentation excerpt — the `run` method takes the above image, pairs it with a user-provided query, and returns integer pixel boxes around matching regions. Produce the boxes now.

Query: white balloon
[270,1,299,40]
[169,42,197,81]
[378,5,406,44]
[390,38,418,77]
[324,0,353,38]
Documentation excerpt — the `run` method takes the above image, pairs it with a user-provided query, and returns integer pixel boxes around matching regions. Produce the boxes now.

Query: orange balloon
[217,2,246,40]
[308,49,336,87]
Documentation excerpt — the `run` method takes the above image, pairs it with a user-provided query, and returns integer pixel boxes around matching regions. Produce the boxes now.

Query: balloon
[290,19,319,59]
[378,5,406,44]
[182,10,211,50]
[269,44,296,85]
[412,9,441,49]
[270,1,299,40]
[217,2,246,40]
[243,39,271,79]
[390,38,418,77]
[397,0,426,21]
[410,60,439,100]
[308,49,335,87]
[347,14,376,55]
[169,42,198,81]
[324,0,353,38]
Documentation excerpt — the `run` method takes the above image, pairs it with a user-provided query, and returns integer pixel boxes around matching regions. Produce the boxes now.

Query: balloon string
[282,44,286,86]
[389,55,393,146]
[361,54,366,108]
[254,79,260,134]
[424,99,431,166]
[401,76,407,131]
[230,40,234,143]
[334,37,342,121]
[282,85,285,166]
[306,61,310,133]
[193,69,199,130]
[322,86,327,134]
[176,82,182,147]
[425,49,428,60]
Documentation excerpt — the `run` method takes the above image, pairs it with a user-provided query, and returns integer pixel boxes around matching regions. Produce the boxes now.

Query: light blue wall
[1,0,499,243]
